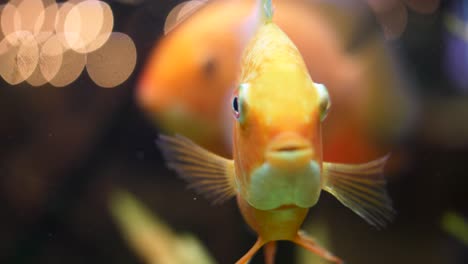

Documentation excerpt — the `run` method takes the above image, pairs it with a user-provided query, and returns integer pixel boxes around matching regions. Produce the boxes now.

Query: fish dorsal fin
[322,156,395,228]
[164,0,209,35]
[157,134,237,204]
[262,0,273,22]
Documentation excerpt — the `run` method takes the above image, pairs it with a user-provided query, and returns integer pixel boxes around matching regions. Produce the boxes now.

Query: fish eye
[232,96,240,119]
[314,82,331,121]
[202,57,217,77]
[233,83,249,123]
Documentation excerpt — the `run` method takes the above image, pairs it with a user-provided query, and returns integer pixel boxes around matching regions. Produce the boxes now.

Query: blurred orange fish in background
[138,0,430,164]
[137,0,262,156]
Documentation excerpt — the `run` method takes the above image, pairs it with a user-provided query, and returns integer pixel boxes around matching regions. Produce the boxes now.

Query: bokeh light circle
[64,0,113,53]
[40,34,64,83]
[1,3,22,45]
[86,32,137,88]
[55,1,80,50]
[34,2,58,40]
[50,48,86,87]
[164,0,206,35]
[1,0,135,88]
[14,0,45,33]
[86,1,114,53]
[0,32,39,85]
[17,34,40,81]
[405,0,440,14]
[375,2,408,39]
[0,40,21,84]
[0,4,5,41]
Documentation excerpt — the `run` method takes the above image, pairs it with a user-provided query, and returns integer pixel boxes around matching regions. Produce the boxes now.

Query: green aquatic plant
[442,211,468,246]
[109,189,215,264]
[296,219,332,264]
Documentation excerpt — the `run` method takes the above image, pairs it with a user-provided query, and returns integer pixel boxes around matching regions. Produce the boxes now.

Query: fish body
[157,2,394,263]
[233,22,324,211]
[233,22,322,244]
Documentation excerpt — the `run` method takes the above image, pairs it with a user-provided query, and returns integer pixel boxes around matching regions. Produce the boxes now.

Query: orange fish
[138,0,415,164]
[157,2,395,263]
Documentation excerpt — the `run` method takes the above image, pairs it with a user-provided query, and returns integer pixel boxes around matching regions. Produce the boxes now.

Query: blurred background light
[86,32,137,88]
[0,0,135,88]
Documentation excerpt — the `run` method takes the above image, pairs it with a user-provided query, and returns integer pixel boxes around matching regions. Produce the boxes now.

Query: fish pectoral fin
[156,134,237,204]
[322,155,396,229]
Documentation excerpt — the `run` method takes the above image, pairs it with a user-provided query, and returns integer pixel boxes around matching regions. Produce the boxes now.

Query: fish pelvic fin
[235,237,265,264]
[293,231,343,264]
[322,155,396,229]
[157,134,237,204]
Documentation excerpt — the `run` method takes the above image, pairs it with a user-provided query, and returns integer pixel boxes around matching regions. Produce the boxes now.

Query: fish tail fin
[322,155,396,229]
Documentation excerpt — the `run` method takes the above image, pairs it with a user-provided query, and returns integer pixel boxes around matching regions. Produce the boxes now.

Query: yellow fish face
[231,24,331,211]
[232,79,328,211]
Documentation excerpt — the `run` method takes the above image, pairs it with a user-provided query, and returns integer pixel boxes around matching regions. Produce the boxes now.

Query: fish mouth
[266,133,313,168]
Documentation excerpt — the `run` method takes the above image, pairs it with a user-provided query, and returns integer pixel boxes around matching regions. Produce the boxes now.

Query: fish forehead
[247,70,318,124]
[240,23,307,83]
[240,23,319,124]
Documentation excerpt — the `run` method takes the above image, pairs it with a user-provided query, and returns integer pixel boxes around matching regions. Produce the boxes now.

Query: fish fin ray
[322,155,395,228]
[157,134,237,204]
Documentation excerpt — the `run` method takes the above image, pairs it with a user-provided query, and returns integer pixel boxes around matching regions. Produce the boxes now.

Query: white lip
[266,132,311,152]
[265,148,313,170]
[265,132,313,169]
